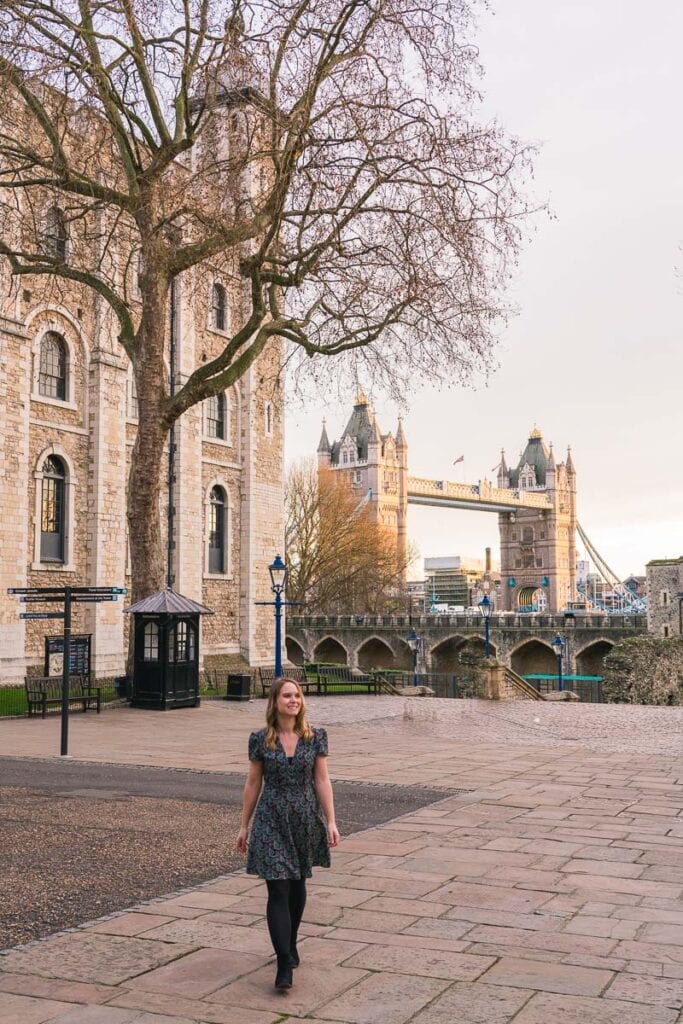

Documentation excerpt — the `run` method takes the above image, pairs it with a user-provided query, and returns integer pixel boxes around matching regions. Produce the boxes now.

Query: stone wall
[646,558,683,638]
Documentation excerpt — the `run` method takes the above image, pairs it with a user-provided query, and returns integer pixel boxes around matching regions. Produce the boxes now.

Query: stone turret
[498,427,577,614]
[497,450,509,488]
[317,419,331,467]
[317,392,408,573]
[546,443,556,490]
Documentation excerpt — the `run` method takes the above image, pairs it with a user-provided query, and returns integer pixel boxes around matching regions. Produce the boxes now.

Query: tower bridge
[318,393,578,614]
[407,476,553,513]
[317,394,640,615]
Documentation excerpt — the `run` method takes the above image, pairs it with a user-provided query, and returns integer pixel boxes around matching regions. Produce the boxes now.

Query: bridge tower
[317,392,408,565]
[497,428,577,613]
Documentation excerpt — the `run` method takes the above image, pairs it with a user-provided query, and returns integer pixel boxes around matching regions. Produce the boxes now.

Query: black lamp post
[268,555,287,677]
[552,633,565,693]
[479,594,492,659]
[406,629,422,686]
[255,555,292,678]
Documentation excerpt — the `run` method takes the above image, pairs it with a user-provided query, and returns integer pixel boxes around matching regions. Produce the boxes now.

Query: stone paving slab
[2,698,683,1023]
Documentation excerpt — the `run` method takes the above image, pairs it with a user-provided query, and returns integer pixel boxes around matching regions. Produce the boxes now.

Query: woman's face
[276,682,302,718]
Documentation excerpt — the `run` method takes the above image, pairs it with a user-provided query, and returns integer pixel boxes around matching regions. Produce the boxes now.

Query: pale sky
[285,0,683,580]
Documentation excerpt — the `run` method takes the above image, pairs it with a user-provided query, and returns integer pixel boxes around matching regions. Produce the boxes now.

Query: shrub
[603,636,683,705]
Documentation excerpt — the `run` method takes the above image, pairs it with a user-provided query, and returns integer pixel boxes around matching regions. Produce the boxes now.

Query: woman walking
[236,678,339,992]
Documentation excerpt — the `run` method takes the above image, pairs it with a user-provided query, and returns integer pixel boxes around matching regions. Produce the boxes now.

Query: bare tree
[286,460,415,612]
[0,0,533,600]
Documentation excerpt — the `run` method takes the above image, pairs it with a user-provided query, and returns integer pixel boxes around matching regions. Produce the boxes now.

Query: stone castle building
[0,153,284,684]
[646,557,683,637]
[0,289,283,683]
[496,429,577,612]
[316,392,408,563]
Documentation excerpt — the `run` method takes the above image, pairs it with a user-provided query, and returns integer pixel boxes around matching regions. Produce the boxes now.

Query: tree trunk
[127,274,171,603]
[127,409,167,602]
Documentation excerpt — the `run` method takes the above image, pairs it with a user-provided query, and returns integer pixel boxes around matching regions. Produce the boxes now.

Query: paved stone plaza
[1,696,683,1023]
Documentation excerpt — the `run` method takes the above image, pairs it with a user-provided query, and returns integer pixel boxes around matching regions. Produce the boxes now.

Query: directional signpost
[7,585,127,756]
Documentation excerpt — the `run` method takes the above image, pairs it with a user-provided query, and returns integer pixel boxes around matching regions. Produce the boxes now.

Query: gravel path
[0,763,449,950]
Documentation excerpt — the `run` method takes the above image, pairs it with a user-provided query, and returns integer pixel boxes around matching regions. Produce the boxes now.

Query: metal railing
[289,613,647,630]
[523,675,605,703]
[380,671,485,699]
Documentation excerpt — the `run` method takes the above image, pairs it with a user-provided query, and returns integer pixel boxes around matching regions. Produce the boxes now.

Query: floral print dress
[246,727,331,880]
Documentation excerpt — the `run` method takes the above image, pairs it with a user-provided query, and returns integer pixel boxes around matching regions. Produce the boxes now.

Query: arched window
[40,456,66,562]
[169,620,185,663]
[208,486,226,573]
[38,332,67,400]
[127,369,139,419]
[134,251,144,297]
[265,401,273,436]
[143,622,159,661]
[44,207,68,260]
[522,526,534,545]
[205,393,226,439]
[211,282,226,331]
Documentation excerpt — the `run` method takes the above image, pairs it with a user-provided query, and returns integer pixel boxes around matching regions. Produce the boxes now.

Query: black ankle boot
[289,943,300,968]
[275,957,293,991]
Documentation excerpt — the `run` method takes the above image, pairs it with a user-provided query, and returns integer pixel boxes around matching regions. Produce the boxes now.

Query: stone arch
[511,639,556,676]
[516,586,548,612]
[430,635,467,672]
[357,636,395,671]
[313,635,347,665]
[285,636,306,666]
[575,639,614,677]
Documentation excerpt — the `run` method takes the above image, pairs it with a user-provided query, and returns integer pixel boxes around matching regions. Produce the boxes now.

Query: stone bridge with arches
[286,613,647,678]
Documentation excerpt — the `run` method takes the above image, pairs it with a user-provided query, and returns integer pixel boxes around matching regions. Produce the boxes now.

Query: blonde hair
[264,678,313,750]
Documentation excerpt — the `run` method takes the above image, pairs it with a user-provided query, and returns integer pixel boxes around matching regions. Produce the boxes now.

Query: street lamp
[479,594,492,659]
[406,629,422,686]
[551,634,565,693]
[268,554,287,594]
[268,555,287,678]
[255,555,294,678]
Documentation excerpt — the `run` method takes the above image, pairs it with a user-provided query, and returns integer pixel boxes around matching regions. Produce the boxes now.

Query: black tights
[265,879,307,962]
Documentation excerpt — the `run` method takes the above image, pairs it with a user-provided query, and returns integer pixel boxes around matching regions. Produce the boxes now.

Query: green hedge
[603,637,683,705]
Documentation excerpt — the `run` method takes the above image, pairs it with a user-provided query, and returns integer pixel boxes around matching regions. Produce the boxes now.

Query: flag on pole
[452,455,464,465]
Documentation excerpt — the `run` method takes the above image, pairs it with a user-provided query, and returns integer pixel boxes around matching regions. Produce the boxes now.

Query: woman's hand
[327,822,340,848]
[235,826,249,854]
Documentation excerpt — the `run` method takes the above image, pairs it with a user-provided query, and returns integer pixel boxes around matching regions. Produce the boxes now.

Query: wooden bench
[25,676,102,719]
[257,666,316,697]
[314,666,380,695]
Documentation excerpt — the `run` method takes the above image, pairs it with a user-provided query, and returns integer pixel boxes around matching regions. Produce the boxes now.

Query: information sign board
[44,634,92,679]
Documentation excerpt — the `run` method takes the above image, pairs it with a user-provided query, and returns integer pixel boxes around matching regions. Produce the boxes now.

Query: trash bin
[115,675,131,699]
[225,673,251,702]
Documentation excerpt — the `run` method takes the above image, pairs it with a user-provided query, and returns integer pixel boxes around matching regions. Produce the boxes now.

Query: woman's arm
[314,754,340,847]
[235,759,263,853]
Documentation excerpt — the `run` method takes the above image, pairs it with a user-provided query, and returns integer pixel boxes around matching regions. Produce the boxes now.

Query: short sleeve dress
[246,727,331,880]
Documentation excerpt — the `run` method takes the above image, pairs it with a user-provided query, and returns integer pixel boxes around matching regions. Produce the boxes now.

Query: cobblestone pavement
[1,697,682,1022]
